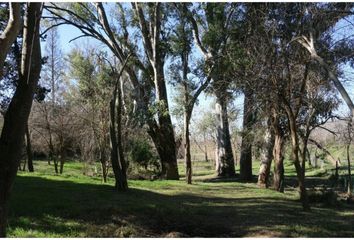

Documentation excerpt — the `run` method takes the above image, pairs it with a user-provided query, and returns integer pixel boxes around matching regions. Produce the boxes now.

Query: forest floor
[8,159,354,237]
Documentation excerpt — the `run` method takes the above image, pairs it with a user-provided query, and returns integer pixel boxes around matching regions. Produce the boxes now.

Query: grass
[7,158,354,237]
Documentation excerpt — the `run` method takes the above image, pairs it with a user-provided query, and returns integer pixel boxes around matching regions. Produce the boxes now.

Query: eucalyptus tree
[184,3,240,177]
[44,3,179,179]
[226,3,352,209]
[0,3,43,236]
[169,4,213,184]
[0,3,21,79]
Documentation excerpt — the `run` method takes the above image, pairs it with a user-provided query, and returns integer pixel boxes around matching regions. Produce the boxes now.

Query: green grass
[7,159,354,237]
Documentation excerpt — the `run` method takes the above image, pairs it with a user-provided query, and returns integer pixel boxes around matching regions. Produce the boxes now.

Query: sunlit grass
[8,159,354,237]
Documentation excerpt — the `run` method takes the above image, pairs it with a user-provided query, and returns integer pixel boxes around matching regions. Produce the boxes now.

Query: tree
[184,3,238,177]
[0,3,21,79]
[295,33,354,121]
[169,4,212,184]
[44,3,180,179]
[40,26,64,172]
[239,87,256,181]
[67,47,114,182]
[0,3,42,236]
[257,118,275,188]
[109,56,130,191]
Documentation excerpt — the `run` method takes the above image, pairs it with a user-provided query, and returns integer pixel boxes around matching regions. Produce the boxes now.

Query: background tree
[169,4,213,184]
[38,26,64,172]
[44,2,180,179]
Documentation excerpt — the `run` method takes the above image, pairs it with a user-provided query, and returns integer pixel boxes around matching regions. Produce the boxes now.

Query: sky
[47,4,354,130]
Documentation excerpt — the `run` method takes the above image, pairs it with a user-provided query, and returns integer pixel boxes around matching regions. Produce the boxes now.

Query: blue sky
[49,5,354,129]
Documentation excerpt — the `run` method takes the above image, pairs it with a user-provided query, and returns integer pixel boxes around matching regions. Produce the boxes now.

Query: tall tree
[170,4,213,184]
[40,26,64,171]
[109,57,130,191]
[0,3,42,236]
[185,3,238,177]
[44,3,180,179]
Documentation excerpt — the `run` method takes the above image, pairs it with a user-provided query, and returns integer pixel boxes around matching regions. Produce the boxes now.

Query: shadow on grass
[8,175,354,237]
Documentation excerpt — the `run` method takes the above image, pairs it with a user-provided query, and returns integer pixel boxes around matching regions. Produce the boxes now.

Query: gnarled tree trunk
[0,3,42,236]
[258,119,274,188]
[215,90,235,177]
[240,87,255,181]
[285,106,310,210]
[153,62,179,180]
[273,124,285,192]
[109,58,129,191]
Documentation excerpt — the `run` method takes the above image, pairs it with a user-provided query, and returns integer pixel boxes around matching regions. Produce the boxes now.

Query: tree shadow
[8,175,354,237]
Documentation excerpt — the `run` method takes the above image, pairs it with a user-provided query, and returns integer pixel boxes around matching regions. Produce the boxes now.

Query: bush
[127,138,160,179]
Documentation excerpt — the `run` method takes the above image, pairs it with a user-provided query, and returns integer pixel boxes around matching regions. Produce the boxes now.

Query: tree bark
[273,125,285,192]
[240,88,255,181]
[346,119,352,197]
[347,143,352,196]
[257,119,274,188]
[0,3,42,236]
[153,65,179,180]
[285,106,310,210]
[116,73,128,190]
[59,156,64,174]
[134,3,179,180]
[25,122,34,172]
[109,58,129,191]
[215,91,235,177]
[101,160,108,183]
[0,3,22,79]
[184,110,192,184]
[110,97,121,188]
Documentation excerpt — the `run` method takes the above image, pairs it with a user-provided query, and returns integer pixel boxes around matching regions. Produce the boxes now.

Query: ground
[7,159,354,237]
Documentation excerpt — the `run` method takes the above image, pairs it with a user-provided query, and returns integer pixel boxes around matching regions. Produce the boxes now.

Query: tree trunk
[286,107,310,210]
[184,109,192,184]
[347,144,352,197]
[44,104,55,167]
[109,59,129,191]
[0,3,22,79]
[257,120,274,188]
[273,129,285,192]
[101,160,107,183]
[109,99,121,189]
[54,159,59,174]
[59,158,64,174]
[25,122,34,172]
[214,91,235,177]
[150,130,179,180]
[153,64,179,180]
[347,119,352,197]
[116,75,128,190]
[0,4,42,236]
[240,88,255,181]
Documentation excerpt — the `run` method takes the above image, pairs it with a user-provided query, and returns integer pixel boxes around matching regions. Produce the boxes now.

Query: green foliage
[128,138,159,171]
[68,3,97,26]
[148,100,170,117]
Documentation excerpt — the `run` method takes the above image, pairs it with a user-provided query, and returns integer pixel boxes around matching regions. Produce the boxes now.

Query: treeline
[1,2,354,237]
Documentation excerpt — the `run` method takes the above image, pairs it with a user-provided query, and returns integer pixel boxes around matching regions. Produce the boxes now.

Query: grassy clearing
[7,159,354,237]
